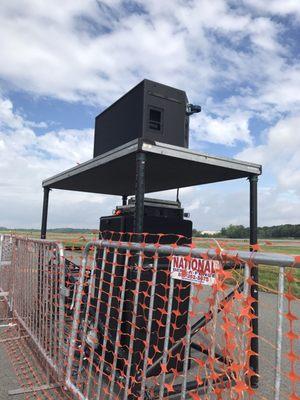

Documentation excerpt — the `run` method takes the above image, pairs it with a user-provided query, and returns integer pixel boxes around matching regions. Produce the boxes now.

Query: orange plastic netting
[0,233,299,400]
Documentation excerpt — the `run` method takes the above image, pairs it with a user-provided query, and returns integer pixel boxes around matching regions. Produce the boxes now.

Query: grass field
[1,230,299,296]
[194,237,300,296]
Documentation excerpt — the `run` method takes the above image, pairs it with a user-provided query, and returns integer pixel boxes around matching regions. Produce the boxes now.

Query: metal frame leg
[41,187,50,239]
[249,175,259,388]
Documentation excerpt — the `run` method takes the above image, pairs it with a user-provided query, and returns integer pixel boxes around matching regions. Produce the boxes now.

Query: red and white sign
[171,256,221,285]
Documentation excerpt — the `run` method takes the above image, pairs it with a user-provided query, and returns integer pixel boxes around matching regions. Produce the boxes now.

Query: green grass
[0,230,97,247]
[1,231,299,297]
[194,238,300,297]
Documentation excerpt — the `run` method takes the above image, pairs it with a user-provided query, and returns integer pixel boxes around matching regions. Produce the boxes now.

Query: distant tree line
[1,224,300,238]
[193,224,300,238]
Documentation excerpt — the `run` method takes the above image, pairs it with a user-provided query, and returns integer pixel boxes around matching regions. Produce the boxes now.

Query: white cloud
[1,95,299,230]
[0,95,116,228]
[243,0,300,19]
[0,97,28,130]
[191,111,252,146]
[0,0,298,112]
[0,1,300,229]
[236,116,300,193]
[248,17,284,53]
[0,0,299,158]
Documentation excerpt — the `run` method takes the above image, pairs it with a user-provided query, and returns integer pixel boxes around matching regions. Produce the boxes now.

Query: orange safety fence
[64,232,299,400]
[0,232,299,400]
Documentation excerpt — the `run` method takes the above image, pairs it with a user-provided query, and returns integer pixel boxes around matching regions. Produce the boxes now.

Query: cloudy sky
[0,0,299,230]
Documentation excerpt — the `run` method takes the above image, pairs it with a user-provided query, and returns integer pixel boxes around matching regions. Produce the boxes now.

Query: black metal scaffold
[41,137,261,390]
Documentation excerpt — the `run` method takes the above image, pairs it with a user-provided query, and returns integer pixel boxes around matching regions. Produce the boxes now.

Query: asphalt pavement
[0,292,299,399]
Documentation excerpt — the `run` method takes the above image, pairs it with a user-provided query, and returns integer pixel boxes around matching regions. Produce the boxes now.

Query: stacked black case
[93,201,192,384]
[94,79,189,157]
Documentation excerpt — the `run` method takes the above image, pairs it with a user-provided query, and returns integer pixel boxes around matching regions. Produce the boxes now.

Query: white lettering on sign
[171,256,221,285]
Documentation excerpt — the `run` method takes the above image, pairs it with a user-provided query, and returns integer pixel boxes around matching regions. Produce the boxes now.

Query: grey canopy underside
[43,139,262,196]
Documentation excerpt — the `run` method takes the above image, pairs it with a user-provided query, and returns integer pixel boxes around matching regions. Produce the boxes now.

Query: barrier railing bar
[38,243,43,352]
[58,244,66,377]
[85,247,108,397]
[28,243,32,337]
[66,242,93,389]
[242,263,251,385]
[274,266,285,400]
[54,244,59,367]
[207,282,220,395]
[181,283,194,400]
[49,247,54,362]
[31,244,34,330]
[0,235,3,270]
[158,275,175,399]
[45,245,50,359]
[42,245,47,357]
[75,247,97,386]
[139,253,158,400]
[90,240,300,268]
[33,243,37,342]
[96,247,118,398]
[9,236,13,312]
[123,250,143,400]
[108,249,131,400]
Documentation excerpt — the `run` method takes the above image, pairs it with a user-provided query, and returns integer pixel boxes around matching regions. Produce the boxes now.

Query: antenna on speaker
[186,103,201,116]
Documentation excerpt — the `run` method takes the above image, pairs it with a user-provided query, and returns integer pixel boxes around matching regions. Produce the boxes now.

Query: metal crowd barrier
[65,239,300,400]
[0,234,14,310]
[0,235,66,380]
[1,235,299,399]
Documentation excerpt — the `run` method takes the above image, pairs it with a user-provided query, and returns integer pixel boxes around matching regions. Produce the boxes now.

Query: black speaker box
[93,79,189,157]
[92,210,192,384]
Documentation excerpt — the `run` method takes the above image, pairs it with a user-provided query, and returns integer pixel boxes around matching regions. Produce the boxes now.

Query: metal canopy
[43,139,262,196]
[41,137,261,386]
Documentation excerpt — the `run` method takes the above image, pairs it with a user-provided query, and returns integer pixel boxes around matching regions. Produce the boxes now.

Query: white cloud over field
[0,96,111,228]
[0,0,300,229]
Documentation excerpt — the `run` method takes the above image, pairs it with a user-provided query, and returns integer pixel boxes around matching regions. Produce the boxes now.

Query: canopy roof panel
[43,139,262,196]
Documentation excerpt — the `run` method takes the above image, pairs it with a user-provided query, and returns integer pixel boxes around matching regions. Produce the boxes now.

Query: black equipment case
[93,199,192,380]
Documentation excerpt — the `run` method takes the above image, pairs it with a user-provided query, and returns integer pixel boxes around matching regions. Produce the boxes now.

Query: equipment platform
[42,139,261,195]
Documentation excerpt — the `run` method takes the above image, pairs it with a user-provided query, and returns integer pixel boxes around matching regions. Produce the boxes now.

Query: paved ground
[254,293,299,399]
[0,337,25,400]
[0,291,299,399]
[158,290,299,400]
[0,303,69,400]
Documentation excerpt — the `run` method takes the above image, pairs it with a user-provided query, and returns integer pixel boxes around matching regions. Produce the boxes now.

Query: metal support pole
[249,175,259,388]
[134,152,146,234]
[274,266,284,400]
[122,195,128,206]
[41,187,50,239]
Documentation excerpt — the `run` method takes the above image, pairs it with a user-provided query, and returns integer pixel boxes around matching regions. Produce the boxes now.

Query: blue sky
[0,0,300,230]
